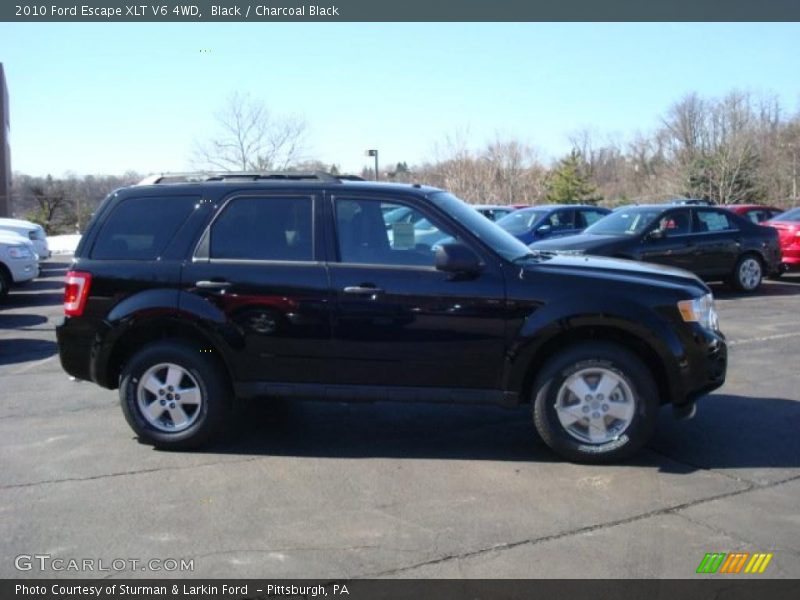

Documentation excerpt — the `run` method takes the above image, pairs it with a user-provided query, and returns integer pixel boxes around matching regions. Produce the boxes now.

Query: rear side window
[696,209,736,232]
[210,196,313,261]
[91,196,197,260]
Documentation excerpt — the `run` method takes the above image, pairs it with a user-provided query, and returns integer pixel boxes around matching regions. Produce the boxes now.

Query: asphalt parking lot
[1,256,799,579]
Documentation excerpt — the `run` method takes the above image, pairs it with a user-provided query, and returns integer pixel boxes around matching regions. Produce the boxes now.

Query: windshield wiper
[511,250,555,264]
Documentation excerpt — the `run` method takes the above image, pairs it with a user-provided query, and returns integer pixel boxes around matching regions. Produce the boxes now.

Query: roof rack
[137,171,365,185]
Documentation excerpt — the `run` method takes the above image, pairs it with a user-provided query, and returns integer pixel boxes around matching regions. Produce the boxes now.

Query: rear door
[692,208,741,276]
[325,192,507,390]
[181,192,336,384]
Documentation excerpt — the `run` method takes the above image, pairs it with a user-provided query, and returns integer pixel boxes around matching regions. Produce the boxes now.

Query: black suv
[57,173,727,462]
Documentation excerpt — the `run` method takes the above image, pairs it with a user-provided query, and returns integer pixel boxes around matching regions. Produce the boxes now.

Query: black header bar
[3,0,800,22]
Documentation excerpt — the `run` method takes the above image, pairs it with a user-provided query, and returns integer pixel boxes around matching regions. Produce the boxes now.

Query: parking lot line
[727,332,800,346]
[9,354,56,375]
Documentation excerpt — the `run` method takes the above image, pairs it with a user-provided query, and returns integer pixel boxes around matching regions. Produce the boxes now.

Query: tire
[532,342,659,463]
[0,266,10,300]
[120,340,231,449]
[731,254,763,292]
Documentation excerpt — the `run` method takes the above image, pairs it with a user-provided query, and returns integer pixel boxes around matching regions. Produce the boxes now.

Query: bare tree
[193,92,308,171]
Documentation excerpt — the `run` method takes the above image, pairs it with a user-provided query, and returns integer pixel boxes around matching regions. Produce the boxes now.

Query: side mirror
[537,224,553,235]
[435,243,481,275]
[646,228,665,241]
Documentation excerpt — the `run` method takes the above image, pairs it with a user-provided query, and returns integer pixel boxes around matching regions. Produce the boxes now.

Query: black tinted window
[210,197,313,261]
[91,195,197,260]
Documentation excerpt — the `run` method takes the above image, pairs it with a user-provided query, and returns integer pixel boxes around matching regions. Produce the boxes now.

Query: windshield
[774,207,800,222]
[430,192,534,262]
[496,208,547,234]
[585,208,663,236]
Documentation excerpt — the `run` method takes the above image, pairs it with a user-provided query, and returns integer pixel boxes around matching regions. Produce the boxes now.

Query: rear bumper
[55,317,95,383]
[780,249,800,270]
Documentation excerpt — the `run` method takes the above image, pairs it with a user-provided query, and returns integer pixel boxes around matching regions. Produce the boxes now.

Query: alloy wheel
[554,367,636,444]
[136,363,203,433]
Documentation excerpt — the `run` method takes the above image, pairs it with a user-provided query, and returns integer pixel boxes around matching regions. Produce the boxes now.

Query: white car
[0,230,39,298]
[0,217,50,259]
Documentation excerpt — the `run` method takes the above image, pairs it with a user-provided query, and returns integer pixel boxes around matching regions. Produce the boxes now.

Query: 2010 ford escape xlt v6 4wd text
[56,172,727,462]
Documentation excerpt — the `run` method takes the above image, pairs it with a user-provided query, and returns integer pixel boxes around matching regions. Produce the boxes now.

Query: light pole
[792,146,797,206]
[366,149,379,181]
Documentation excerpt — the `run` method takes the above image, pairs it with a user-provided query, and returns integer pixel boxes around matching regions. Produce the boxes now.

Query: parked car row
[0,217,50,299]
[466,201,796,292]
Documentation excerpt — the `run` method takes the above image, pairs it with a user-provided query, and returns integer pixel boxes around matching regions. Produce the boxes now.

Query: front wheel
[532,342,659,463]
[731,254,763,292]
[120,340,231,449]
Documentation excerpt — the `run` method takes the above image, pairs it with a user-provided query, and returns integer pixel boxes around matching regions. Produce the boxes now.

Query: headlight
[678,293,719,331]
[6,245,34,260]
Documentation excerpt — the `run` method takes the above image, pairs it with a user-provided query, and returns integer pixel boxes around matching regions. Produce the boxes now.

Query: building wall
[0,63,10,217]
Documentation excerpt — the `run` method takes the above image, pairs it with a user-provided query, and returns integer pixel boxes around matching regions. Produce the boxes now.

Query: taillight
[64,271,92,317]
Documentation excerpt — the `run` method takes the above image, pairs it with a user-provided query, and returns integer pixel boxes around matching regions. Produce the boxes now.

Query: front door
[326,193,508,390]
[639,208,697,272]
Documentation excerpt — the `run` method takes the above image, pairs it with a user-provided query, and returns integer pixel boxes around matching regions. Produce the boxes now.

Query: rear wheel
[120,340,231,449]
[532,342,659,463]
[731,254,763,292]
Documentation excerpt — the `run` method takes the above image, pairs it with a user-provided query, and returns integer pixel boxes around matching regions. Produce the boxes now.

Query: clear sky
[0,22,798,177]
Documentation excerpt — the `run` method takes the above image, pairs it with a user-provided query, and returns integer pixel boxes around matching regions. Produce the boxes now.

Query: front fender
[503,295,685,401]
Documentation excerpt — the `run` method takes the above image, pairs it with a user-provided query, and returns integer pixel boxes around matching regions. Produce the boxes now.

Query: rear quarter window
[90,195,197,260]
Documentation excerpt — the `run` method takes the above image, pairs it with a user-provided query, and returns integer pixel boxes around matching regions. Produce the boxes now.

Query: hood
[0,231,31,245]
[529,232,624,253]
[524,253,707,293]
[0,218,40,229]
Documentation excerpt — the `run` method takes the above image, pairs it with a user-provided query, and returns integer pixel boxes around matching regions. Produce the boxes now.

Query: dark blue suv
[497,204,611,245]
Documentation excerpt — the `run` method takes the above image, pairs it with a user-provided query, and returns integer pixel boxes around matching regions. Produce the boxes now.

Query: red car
[725,204,785,224]
[764,207,800,275]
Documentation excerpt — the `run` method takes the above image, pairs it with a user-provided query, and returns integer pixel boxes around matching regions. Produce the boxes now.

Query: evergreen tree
[544,151,600,204]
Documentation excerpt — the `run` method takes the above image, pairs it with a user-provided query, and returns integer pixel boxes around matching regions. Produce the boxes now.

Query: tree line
[10,89,800,235]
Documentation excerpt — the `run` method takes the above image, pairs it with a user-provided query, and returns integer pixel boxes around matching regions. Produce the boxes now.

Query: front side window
[657,209,692,236]
[91,195,198,260]
[210,196,313,261]
[335,198,453,267]
[546,209,575,231]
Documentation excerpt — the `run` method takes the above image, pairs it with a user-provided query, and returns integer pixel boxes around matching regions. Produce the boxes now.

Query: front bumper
[672,325,727,414]
[9,258,38,283]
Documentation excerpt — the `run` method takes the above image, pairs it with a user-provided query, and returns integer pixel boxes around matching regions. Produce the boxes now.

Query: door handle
[196,280,231,289]
[343,285,384,295]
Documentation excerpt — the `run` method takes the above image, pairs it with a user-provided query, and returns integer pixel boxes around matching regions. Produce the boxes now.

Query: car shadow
[710,277,800,299]
[0,313,49,330]
[651,393,800,472]
[2,291,64,308]
[0,338,58,365]
[182,393,799,471]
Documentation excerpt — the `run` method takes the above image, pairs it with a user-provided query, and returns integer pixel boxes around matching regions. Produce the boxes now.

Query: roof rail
[137,171,364,185]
